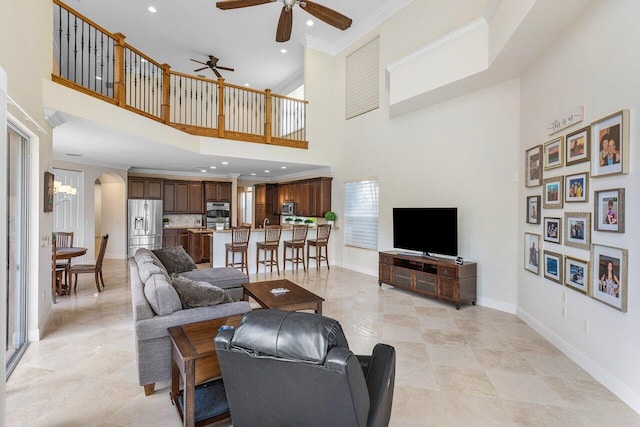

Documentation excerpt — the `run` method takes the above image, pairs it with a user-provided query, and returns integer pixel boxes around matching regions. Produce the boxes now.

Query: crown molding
[305,0,413,56]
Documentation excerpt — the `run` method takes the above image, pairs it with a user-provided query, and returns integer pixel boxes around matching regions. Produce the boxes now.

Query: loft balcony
[51,0,308,149]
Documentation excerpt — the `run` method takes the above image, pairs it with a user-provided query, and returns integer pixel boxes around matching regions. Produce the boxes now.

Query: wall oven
[206,202,230,229]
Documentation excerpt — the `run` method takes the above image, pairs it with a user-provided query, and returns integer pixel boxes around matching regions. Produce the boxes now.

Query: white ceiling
[54,0,412,178]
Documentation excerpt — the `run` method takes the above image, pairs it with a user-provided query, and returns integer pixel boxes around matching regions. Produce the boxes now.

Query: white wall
[53,161,128,259]
[518,0,640,412]
[306,0,522,312]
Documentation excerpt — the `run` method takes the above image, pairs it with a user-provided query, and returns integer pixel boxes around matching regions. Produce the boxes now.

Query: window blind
[346,37,380,120]
[344,179,379,250]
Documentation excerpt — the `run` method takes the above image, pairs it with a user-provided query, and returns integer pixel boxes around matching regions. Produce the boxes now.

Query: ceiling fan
[216,0,353,43]
[190,55,235,78]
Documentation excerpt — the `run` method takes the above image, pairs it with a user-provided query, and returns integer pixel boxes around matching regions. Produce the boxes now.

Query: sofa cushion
[178,267,248,290]
[143,274,182,316]
[135,248,169,275]
[152,246,197,275]
[138,262,170,284]
[171,274,233,309]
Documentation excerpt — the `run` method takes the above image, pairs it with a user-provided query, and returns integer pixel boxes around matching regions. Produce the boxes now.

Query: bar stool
[256,225,282,274]
[283,224,309,272]
[225,226,251,275]
[307,224,331,271]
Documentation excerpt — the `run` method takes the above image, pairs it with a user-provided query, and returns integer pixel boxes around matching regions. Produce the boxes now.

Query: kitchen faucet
[263,218,269,229]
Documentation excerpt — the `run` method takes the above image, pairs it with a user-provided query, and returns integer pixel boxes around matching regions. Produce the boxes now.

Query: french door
[6,123,29,377]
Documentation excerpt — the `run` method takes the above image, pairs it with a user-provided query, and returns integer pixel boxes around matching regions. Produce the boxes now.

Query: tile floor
[6,259,640,426]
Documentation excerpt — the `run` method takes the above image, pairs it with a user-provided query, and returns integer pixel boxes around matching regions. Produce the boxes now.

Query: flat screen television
[393,208,458,257]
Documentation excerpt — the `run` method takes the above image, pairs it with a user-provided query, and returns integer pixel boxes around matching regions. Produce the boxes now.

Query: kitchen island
[209,226,332,273]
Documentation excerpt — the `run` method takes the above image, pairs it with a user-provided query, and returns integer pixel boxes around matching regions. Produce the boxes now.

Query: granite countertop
[187,228,214,234]
[163,225,206,229]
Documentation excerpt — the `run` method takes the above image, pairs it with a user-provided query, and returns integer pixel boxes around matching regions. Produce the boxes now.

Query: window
[241,187,253,225]
[344,179,379,250]
[346,37,380,119]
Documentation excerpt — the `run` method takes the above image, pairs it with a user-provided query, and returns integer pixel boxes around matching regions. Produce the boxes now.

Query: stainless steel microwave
[282,202,295,215]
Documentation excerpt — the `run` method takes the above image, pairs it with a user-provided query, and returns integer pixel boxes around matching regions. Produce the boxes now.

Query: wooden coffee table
[168,315,243,427]
[242,279,325,314]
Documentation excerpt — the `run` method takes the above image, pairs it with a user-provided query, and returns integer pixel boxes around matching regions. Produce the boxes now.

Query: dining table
[53,246,88,297]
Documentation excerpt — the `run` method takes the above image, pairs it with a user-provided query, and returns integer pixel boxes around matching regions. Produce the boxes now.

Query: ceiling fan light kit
[190,55,235,78]
[216,0,352,42]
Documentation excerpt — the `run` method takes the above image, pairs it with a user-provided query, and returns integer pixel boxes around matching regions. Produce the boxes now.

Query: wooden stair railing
[51,0,308,149]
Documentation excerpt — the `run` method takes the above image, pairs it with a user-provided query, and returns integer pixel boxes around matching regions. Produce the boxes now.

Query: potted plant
[304,218,315,227]
[294,218,304,224]
[214,217,226,231]
[324,211,337,226]
[285,217,293,223]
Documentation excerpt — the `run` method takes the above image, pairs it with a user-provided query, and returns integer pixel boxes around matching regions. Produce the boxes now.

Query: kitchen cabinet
[163,228,189,250]
[164,181,203,214]
[276,177,332,217]
[188,231,212,263]
[204,182,232,202]
[128,177,163,199]
[254,184,280,228]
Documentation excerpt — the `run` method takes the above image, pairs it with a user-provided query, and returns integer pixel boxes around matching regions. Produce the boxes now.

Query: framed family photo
[564,212,590,250]
[565,126,590,166]
[591,109,629,177]
[543,251,563,284]
[590,244,628,312]
[524,233,540,275]
[565,172,588,203]
[594,188,625,233]
[544,137,564,170]
[543,177,563,209]
[525,145,543,187]
[564,256,589,294]
[543,217,561,244]
[526,195,541,224]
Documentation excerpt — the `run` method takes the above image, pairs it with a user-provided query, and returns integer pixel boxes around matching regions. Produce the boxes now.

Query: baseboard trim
[518,307,640,414]
[476,296,517,314]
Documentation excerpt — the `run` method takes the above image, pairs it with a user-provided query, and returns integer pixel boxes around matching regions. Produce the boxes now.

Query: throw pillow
[152,246,197,275]
[143,274,182,316]
[171,274,233,309]
[138,262,170,284]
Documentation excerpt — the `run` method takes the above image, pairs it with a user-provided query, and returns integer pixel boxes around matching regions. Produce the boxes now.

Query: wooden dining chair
[225,226,251,275]
[307,224,331,271]
[51,239,66,304]
[68,234,109,292]
[54,231,74,286]
[256,225,282,274]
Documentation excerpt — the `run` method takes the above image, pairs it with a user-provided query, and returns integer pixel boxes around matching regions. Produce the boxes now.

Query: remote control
[270,287,289,294]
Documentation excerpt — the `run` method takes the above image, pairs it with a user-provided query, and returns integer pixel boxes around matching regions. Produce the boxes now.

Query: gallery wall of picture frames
[524,108,629,312]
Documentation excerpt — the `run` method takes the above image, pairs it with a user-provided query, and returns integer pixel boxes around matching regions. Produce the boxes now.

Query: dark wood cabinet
[378,251,476,310]
[274,177,332,217]
[254,184,280,228]
[188,231,212,264]
[128,177,163,199]
[204,182,232,202]
[163,228,189,250]
[164,181,202,214]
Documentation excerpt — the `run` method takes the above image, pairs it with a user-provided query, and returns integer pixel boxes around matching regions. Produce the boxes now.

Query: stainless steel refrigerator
[128,199,163,257]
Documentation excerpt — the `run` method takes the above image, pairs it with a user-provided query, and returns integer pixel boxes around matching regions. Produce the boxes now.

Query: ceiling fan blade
[300,0,352,30]
[216,66,235,72]
[213,68,222,79]
[190,59,207,65]
[193,66,209,72]
[216,0,273,10]
[275,5,293,43]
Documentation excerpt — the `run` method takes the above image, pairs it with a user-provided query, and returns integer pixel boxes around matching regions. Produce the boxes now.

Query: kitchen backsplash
[163,214,203,227]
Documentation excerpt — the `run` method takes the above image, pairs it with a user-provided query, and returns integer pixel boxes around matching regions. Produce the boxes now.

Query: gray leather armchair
[215,309,396,427]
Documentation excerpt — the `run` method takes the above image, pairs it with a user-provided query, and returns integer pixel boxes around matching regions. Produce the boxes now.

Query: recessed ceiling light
[244,83,250,87]
[280,49,287,54]
[251,173,256,176]
[306,19,314,26]
[221,161,229,165]
[264,170,270,173]
[200,169,207,173]
[281,166,287,169]
[148,6,157,13]
[95,76,102,80]
[210,166,216,169]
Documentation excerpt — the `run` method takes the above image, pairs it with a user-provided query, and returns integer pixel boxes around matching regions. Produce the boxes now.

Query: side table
[168,315,242,427]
